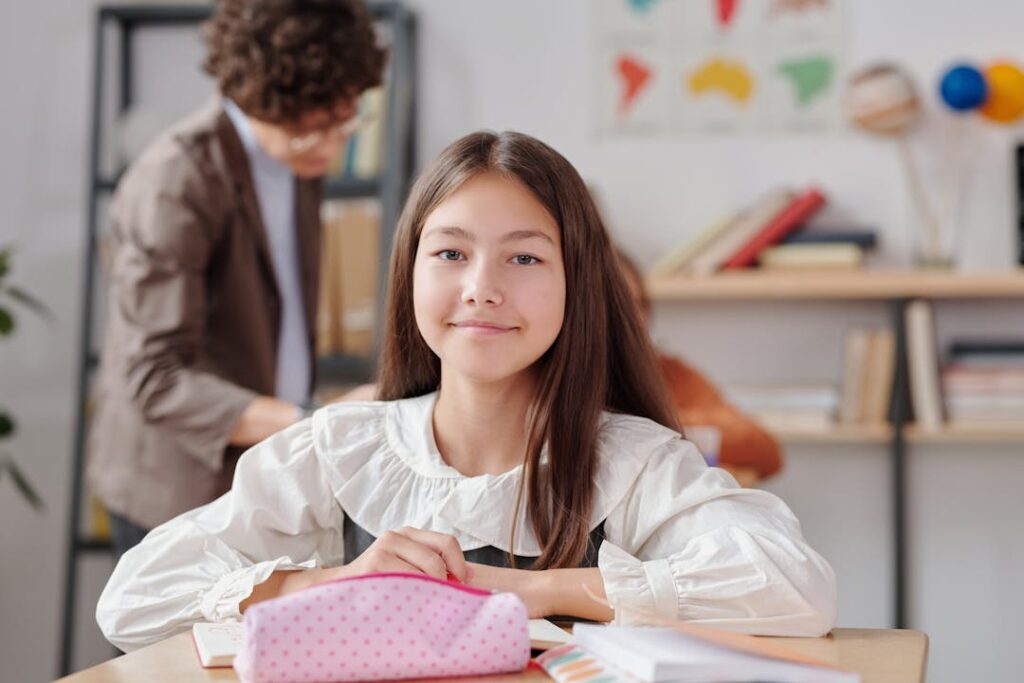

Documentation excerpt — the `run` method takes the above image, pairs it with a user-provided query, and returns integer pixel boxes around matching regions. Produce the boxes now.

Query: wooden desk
[56,628,927,683]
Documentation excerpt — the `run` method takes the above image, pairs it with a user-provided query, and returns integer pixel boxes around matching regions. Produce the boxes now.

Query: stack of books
[838,327,896,426]
[942,340,1024,428]
[651,186,878,276]
[537,622,857,683]
[725,384,839,432]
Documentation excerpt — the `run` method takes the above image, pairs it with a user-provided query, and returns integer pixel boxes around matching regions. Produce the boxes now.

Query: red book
[722,187,827,269]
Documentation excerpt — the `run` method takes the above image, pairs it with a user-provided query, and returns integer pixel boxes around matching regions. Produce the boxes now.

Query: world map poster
[591,0,847,134]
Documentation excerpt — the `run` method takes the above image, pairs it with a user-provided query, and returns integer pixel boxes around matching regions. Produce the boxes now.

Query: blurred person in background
[615,249,782,485]
[87,0,386,560]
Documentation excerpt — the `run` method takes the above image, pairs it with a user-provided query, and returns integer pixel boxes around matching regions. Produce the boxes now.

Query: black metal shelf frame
[59,4,416,675]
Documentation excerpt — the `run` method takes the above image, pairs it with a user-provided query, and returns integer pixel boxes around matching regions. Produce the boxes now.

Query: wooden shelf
[762,421,1024,444]
[647,270,1024,301]
[905,423,1024,443]
[770,423,894,444]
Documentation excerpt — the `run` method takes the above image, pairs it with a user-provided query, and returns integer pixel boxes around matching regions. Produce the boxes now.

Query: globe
[844,63,922,135]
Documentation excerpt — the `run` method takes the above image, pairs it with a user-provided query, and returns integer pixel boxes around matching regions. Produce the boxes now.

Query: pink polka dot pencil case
[233,571,531,682]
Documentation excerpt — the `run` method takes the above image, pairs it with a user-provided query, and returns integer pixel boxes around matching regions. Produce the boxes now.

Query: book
[759,243,864,271]
[529,618,572,650]
[353,86,387,178]
[318,199,381,356]
[839,328,871,424]
[948,339,1024,358]
[943,366,1024,393]
[722,187,827,269]
[1016,142,1024,266]
[650,212,739,276]
[191,619,570,667]
[749,411,836,431]
[781,228,878,249]
[905,299,945,431]
[566,623,858,683]
[726,384,839,412]
[192,622,244,668]
[686,190,795,277]
[861,329,896,425]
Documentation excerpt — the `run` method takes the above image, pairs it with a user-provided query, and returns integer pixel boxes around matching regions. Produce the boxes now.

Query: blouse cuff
[198,556,318,622]
[598,541,678,625]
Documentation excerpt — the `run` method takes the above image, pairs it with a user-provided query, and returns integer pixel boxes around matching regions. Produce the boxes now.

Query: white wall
[404,5,1024,680]
[2,1,1023,681]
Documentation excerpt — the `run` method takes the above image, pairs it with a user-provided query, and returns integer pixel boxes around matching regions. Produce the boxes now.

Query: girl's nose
[460,262,503,306]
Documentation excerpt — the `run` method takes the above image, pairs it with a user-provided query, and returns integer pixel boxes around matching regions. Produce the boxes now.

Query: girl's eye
[438,250,463,261]
[513,254,540,265]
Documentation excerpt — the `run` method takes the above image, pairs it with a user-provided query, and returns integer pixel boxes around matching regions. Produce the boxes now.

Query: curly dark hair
[202,0,387,124]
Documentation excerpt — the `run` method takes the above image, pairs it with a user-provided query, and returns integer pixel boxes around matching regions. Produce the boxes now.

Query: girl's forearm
[532,567,615,622]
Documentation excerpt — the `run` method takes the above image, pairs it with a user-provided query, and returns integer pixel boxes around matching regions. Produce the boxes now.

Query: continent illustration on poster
[617,54,654,118]
[777,56,834,105]
[688,58,755,105]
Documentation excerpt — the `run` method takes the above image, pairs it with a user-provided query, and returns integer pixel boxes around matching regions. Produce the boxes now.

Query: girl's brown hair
[377,131,679,569]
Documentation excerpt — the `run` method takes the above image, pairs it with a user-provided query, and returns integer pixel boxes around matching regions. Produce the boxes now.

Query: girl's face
[413,171,566,386]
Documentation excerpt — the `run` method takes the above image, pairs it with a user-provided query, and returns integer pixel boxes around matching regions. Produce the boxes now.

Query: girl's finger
[395,527,470,582]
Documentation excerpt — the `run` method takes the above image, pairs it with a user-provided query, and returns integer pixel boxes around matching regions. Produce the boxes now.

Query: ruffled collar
[315,392,682,556]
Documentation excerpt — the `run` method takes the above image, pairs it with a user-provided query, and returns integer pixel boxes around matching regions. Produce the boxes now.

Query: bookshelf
[646,268,1024,630]
[59,3,416,675]
[647,270,1024,300]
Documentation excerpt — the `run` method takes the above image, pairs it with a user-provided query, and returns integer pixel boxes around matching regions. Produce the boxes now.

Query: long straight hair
[377,131,679,568]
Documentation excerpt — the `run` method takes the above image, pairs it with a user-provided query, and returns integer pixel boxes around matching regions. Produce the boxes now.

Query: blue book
[782,227,877,249]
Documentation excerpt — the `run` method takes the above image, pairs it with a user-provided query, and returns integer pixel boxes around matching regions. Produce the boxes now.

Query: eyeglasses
[286,112,374,153]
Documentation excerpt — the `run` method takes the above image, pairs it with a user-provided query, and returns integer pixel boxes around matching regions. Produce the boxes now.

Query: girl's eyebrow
[423,225,555,245]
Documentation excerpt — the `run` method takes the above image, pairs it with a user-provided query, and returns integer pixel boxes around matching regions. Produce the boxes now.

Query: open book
[191,618,571,667]
[538,623,858,683]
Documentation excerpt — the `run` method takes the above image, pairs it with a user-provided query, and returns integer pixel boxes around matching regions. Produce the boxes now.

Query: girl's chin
[441,362,536,387]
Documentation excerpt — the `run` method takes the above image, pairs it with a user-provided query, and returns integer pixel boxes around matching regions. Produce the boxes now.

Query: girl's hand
[338,527,470,581]
[244,528,471,610]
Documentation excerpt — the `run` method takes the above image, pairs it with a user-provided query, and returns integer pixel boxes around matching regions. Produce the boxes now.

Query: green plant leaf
[0,306,13,335]
[0,246,9,279]
[4,286,52,320]
[0,411,13,438]
[0,455,45,511]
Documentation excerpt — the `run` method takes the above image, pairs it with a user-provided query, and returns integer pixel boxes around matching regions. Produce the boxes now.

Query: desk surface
[56,628,927,683]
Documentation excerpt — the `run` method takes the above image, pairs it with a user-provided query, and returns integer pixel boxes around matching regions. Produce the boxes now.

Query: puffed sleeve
[599,437,837,637]
[96,415,344,652]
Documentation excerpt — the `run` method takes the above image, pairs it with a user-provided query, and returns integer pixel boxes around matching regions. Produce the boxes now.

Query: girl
[97,131,836,652]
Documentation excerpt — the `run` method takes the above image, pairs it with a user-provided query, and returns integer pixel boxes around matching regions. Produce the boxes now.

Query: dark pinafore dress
[343,517,606,569]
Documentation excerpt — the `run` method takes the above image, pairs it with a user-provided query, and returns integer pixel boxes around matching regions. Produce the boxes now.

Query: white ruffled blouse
[97,392,837,652]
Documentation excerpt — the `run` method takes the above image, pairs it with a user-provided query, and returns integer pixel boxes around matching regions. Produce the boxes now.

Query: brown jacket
[87,100,322,529]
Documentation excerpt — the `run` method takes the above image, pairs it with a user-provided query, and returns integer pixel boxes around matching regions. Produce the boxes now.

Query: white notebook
[191,622,244,668]
[573,624,859,683]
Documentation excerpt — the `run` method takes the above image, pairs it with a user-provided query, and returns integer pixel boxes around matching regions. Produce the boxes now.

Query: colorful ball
[979,62,1024,124]
[844,63,921,135]
[939,64,988,111]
